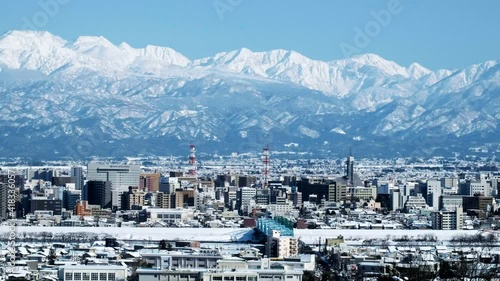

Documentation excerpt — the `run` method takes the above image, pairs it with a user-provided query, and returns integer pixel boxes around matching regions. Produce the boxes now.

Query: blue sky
[0,0,499,70]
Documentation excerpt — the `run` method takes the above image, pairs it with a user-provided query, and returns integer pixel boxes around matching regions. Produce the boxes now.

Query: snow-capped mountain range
[0,30,498,158]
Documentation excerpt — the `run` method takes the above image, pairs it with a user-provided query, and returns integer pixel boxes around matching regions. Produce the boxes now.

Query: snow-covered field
[0,226,253,242]
[295,229,481,244]
[0,226,486,244]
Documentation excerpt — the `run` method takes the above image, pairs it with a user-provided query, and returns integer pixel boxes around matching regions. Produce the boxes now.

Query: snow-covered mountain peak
[0,30,497,158]
[407,62,431,79]
[138,45,191,66]
[343,53,408,77]
[71,35,116,52]
[118,42,133,50]
[0,30,72,73]
[0,30,67,50]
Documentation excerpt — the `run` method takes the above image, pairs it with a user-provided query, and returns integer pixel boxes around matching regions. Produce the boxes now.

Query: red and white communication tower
[188,144,196,177]
[262,146,270,188]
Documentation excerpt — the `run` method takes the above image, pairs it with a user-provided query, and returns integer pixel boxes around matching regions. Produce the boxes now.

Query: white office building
[426,180,442,210]
[87,162,140,208]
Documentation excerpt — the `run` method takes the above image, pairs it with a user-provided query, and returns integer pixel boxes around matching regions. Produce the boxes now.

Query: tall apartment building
[156,192,174,209]
[267,230,299,259]
[431,207,463,230]
[121,186,145,210]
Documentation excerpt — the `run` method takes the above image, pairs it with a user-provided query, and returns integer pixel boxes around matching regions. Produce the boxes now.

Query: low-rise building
[58,265,127,281]
[146,208,195,225]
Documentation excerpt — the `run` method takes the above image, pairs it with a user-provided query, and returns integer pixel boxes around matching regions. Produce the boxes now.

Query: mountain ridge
[0,30,498,158]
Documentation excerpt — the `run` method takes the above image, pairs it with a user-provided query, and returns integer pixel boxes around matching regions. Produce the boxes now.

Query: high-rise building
[63,190,81,212]
[346,152,354,187]
[71,166,84,190]
[238,187,256,210]
[87,162,140,189]
[461,178,491,197]
[87,162,140,208]
[297,178,329,203]
[0,174,24,219]
[431,207,463,230]
[267,230,299,258]
[174,189,196,208]
[492,177,500,199]
[255,188,270,205]
[238,176,257,188]
[121,186,145,210]
[159,177,179,193]
[0,183,8,221]
[328,181,347,202]
[156,192,175,209]
[140,173,161,192]
[426,180,442,210]
[390,189,402,211]
[291,191,302,207]
[86,180,112,208]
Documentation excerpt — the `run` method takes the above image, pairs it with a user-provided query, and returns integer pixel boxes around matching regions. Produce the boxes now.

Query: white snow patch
[331,127,346,135]
[298,126,320,138]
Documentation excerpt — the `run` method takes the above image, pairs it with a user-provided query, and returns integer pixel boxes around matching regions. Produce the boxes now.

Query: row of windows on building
[157,214,182,219]
[65,272,115,281]
[209,276,294,281]
[210,277,256,281]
